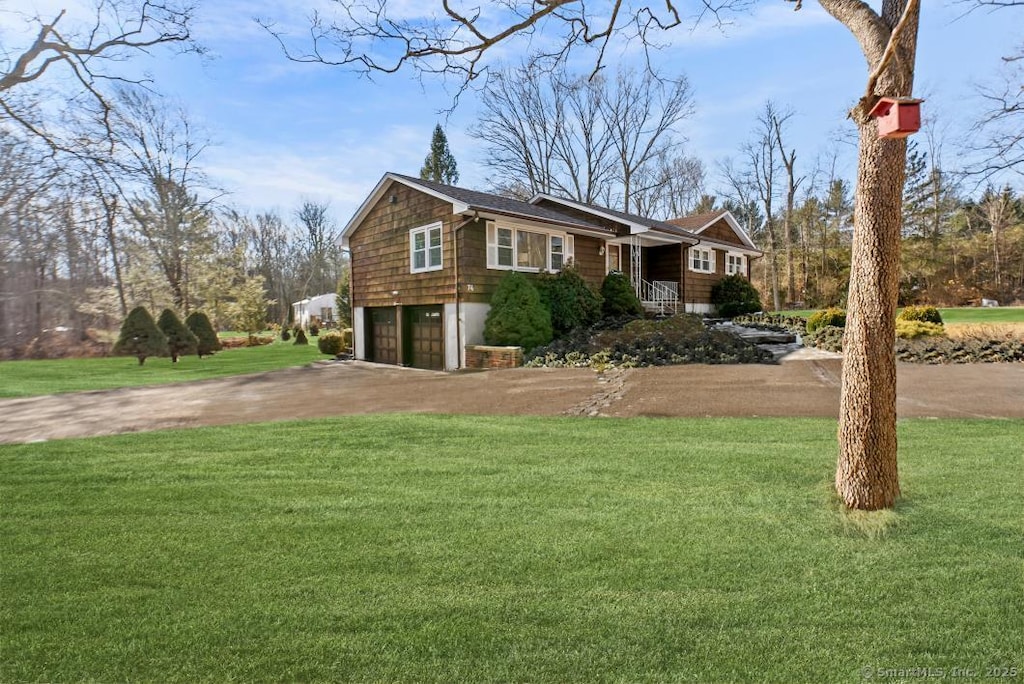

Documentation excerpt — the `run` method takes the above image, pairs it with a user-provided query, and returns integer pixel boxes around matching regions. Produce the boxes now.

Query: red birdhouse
[868,97,923,139]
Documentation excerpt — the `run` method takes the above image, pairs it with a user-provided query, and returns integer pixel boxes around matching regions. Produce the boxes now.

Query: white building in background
[292,293,336,328]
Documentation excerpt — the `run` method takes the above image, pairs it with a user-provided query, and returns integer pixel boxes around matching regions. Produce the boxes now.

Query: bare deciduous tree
[0,0,197,151]
[473,63,696,213]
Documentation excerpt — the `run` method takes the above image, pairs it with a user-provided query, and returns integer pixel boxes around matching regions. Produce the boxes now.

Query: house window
[487,221,573,272]
[550,236,565,271]
[726,253,746,276]
[410,222,443,273]
[495,227,513,267]
[517,230,547,270]
[606,244,620,273]
[690,247,714,274]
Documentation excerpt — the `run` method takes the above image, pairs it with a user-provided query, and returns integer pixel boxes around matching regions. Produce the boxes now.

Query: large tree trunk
[824,0,920,510]
[836,128,906,510]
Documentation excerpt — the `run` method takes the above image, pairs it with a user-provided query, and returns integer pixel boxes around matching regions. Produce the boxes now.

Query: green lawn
[0,341,325,398]
[2,415,1020,682]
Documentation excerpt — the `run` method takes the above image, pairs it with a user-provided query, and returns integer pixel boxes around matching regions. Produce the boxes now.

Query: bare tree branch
[258,1,750,92]
[0,0,198,151]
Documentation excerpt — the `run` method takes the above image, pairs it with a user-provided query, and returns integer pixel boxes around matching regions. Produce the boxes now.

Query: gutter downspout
[452,215,476,370]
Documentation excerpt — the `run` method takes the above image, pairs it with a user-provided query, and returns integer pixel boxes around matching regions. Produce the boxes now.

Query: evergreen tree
[536,264,602,337]
[113,306,168,366]
[419,124,459,185]
[157,308,198,363]
[483,272,552,350]
[184,310,222,357]
[600,271,644,318]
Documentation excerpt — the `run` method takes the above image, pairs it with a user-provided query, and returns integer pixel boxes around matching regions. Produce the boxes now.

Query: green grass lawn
[0,341,325,398]
[2,415,1020,682]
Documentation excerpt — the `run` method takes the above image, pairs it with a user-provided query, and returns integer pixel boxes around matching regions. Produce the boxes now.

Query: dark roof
[530,194,700,240]
[390,174,614,234]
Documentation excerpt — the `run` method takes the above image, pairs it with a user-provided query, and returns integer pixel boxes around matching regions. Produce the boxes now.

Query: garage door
[406,306,444,370]
[368,307,398,365]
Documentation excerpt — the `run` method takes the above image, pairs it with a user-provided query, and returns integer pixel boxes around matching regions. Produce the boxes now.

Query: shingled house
[339,173,761,370]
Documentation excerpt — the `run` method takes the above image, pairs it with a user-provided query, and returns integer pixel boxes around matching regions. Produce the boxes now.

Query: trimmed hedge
[317,331,346,356]
[896,320,946,339]
[898,305,943,325]
[807,308,846,333]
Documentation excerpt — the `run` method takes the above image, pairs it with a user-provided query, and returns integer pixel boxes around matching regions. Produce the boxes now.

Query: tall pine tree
[420,124,459,185]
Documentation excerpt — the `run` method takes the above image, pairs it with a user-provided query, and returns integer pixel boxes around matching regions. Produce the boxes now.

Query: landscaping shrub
[113,306,168,366]
[536,264,602,337]
[293,328,309,346]
[804,325,844,353]
[526,313,771,368]
[898,305,943,325]
[317,331,346,356]
[600,271,644,318]
[896,337,1024,364]
[711,274,762,318]
[341,328,353,349]
[807,308,846,333]
[280,329,292,341]
[309,323,320,337]
[895,320,946,340]
[157,309,198,363]
[220,335,274,349]
[484,271,553,351]
[184,311,221,357]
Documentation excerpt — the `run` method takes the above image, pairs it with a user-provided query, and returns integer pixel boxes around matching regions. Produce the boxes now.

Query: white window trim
[606,243,621,274]
[486,220,574,273]
[410,222,443,274]
[725,252,746,276]
[690,246,715,274]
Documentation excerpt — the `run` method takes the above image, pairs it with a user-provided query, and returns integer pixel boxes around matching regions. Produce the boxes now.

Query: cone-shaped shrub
[484,271,552,351]
[158,309,198,363]
[113,306,168,366]
[536,264,602,337]
[600,271,643,318]
[294,328,309,345]
[185,311,221,357]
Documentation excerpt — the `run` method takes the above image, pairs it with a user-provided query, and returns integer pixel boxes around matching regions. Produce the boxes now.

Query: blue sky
[4,1,1020,224]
